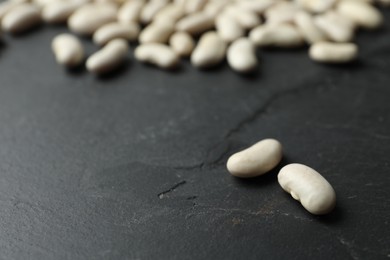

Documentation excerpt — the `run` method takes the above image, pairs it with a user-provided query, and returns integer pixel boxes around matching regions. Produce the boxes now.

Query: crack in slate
[158,181,187,199]
[201,79,327,167]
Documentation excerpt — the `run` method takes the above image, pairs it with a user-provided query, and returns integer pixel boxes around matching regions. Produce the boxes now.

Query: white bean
[117,0,145,24]
[237,0,275,14]
[176,12,215,36]
[264,1,299,25]
[52,33,84,67]
[294,11,327,44]
[153,3,184,23]
[139,20,175,44]
[337,0,383,29]
[42,0,85,24]
[169,31,195,57]
[224,5,262,30]
[86,39,128,74]
[250,24,304,48]
[227,139,282,178]
[295,0,336,14]
[314,11,355,42]
[1,3,41,34]
[0,1,23,21]
[135,43,179,69]
[93,22,139,46]
[140,0,168,24]
[227,37,258,73]
[278,163,336,215]
[216,13,245,43]
[68,3,117,36]
[309,42,358,63]
[191,31,227,69]
[185,0,207,14]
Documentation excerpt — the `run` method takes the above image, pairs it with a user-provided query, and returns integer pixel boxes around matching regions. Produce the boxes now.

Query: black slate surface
[0,8,390,260]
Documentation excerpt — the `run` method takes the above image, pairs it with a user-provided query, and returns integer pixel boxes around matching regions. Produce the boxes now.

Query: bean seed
[250,24,304,48]
[1,3,41,34]
[86,39,128,74]
[176,12,214,36]
[139,20,174,44]
[337,0,383,29]
[309,42,358,63]
[135,43,179,69]
[169,31,195,57]
[216,13,245,43]
[93,22,139,46]
[227,139,283,178]
[191,31,226,69]
[278,163,336,215]
[52,33,84,67]
[227,37,258,73]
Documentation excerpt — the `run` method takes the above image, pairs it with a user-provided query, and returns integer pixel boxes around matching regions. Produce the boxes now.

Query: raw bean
[295,0,336,13]
[139,20,174,44]
[191,31,226,69]
[140,0,168,24]
[42,0,86,24]
[309,42,358,63]
[1,3,41,34]
[227,37,257,73]
[154,3,184,23]
[68,3,117,36]
[237,0,275,14]
[215,13,245,43]
[314,11,355,42]
[278,163,336,215]
[294,11,327,44]
[52,33,84,67]
[93,22,139,46]
[250,24,304,48]
[264,1,299,25]
[169,31,195,57]
[224,5,261,30]
[0,1,23,21]
[86,39,128,74]
[185,0,207,14]
[227,139,282,178]
[135,43,179,69]
[117,0,145,24]
[176,12,214,36]
[337,0,383,29]
[203,0,226,17]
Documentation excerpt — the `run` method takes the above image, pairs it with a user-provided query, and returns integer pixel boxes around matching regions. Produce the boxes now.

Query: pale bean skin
[216,13,245,43]
[227,139,282,178]
[93,22,139,46]
[117,0,145,24]
[250,24,304,48]
[185,0,207,14]
[1,3,41,34]
[176,12,215,36]
[135,43,179,69]
[68,3,117,35]
[278,163,336,215]
[227,38,258,73]
[139,20,174,44]
[237,0,275,14]
[295,11,328,44]
[42,0,86,24]
[224,6,262,30]
[140,0,168,24]
[153,3,184,23]
[191,31,227,69]
[86,39,128,74]
[295,0,336,13]
[0,1,23,21]
[309,42,358,63]
[169,31,195,57]
[52,33,84,67]
[337,0,383,29]
[314,11,355,42]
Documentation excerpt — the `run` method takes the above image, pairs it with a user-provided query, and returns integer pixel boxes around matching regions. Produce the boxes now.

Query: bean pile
[0,0,389,75]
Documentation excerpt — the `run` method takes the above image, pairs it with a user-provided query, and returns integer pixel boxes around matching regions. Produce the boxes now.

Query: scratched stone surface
[0,8,390,260]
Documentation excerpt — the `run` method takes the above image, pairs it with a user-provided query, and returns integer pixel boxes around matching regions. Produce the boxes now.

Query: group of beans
[227,139,336,215]
[0,0,389,74]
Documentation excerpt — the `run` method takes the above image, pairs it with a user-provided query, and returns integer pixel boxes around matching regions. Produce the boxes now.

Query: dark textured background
[0,7,389,260]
